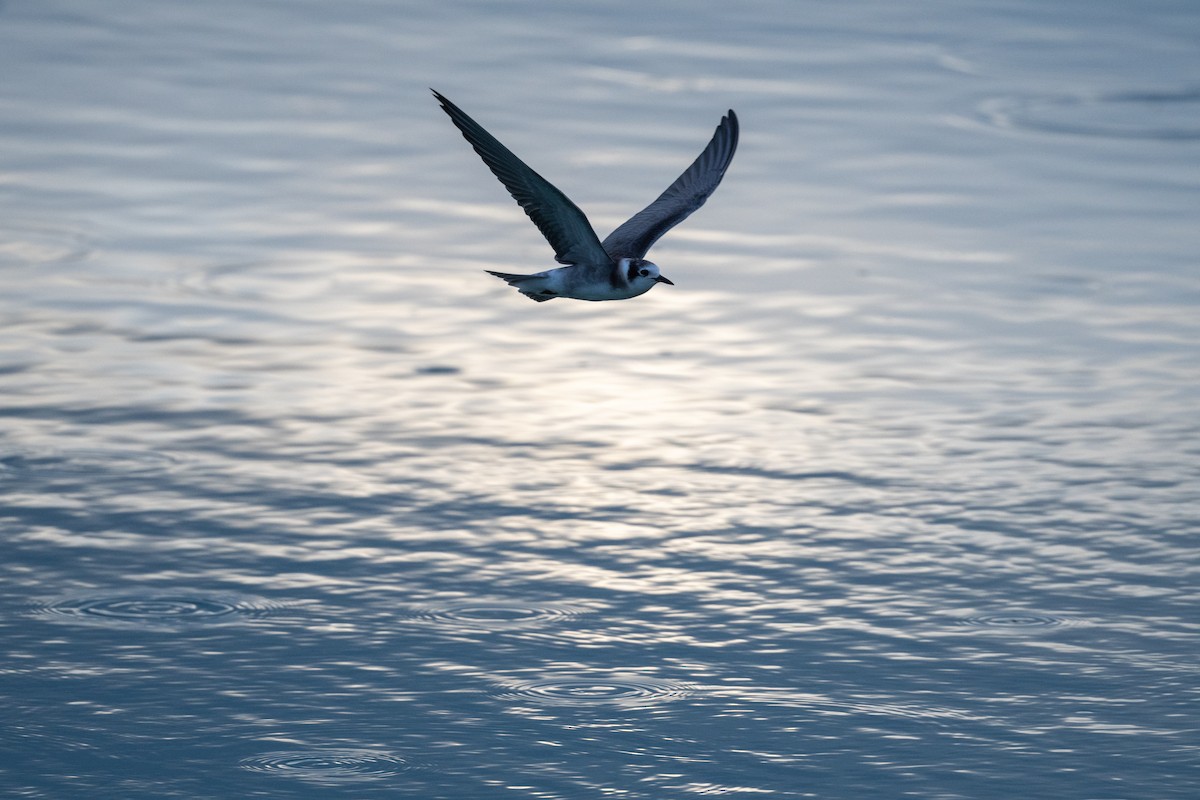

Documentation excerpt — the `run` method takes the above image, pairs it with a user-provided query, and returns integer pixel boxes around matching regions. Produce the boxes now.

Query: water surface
[2,0,1198,797]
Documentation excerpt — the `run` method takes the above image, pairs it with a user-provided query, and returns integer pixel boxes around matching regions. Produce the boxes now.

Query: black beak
[655,275,674,286]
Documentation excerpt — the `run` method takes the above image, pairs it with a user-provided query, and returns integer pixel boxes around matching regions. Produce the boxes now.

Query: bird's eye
[639,269,649,277]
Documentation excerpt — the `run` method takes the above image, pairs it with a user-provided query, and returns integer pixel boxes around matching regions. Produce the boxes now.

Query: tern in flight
[433,90,738,302]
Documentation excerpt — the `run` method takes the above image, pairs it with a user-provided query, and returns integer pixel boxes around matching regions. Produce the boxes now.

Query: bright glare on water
[2,0,1199,797]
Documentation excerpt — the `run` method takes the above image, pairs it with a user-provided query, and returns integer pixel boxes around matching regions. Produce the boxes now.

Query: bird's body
[484,257,668,303]
[433,90,738,302]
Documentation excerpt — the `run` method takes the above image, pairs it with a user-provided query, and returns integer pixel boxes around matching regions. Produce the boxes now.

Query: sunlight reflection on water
[2,0,1199,797]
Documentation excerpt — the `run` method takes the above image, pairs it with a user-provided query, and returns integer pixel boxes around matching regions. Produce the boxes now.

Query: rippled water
[2,0,1198,797]
[239,749,419,784]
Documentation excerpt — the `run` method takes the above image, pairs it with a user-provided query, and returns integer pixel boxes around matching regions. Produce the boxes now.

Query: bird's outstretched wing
[433,90,613,269]
[602,110,739,260]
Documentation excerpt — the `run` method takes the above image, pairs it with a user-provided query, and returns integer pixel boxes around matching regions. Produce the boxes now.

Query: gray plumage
[433,90,738,301]
[600,110,739,261]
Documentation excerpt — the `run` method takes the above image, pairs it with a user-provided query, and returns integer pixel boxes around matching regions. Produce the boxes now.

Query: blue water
[2,0,1199,797]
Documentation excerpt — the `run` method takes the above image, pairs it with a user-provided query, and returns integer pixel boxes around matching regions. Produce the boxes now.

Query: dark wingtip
[714,109,738,152]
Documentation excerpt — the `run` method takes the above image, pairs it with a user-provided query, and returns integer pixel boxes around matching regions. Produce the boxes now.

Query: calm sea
[2,0,1198,797]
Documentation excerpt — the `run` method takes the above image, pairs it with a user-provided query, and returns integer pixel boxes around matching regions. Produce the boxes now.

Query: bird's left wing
[602,110,738,260]
[433,90,613,268]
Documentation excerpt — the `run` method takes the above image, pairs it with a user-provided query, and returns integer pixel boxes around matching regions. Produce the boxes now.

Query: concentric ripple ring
[494,675,695,707]
[978,88,1200,141]
[33,590,287,629]
[952,613,1078,629]
[240,749,413,783]
[0,447,177,477]
[403,600,591,630]
[0,224,91,268]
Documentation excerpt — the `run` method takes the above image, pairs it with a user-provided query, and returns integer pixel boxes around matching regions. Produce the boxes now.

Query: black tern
[433,90,738,302]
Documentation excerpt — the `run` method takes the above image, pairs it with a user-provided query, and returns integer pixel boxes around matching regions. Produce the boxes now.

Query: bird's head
[625,258,674,290]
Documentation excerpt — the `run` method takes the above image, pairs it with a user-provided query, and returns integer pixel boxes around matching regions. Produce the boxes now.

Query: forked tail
[484,270,556,302]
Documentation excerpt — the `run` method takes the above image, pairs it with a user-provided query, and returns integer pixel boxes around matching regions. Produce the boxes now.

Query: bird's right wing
[433,90,613,268]
[602,110,738,260]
